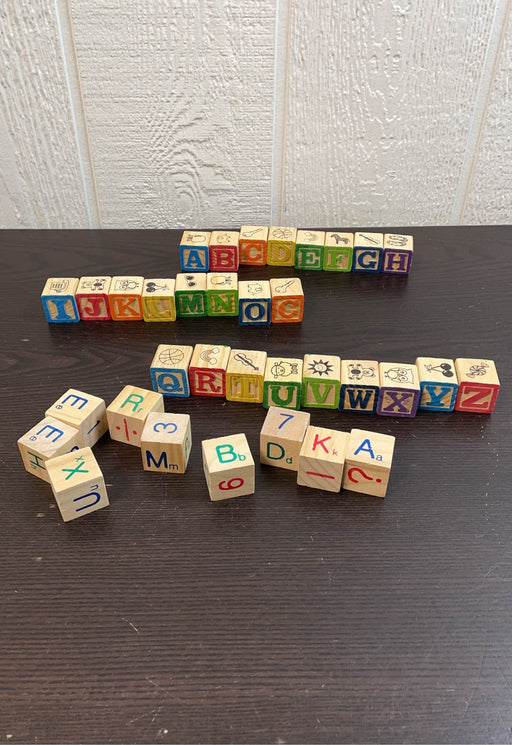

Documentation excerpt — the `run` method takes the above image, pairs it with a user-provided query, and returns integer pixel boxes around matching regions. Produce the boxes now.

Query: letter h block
[382,234,413,274]
[150,344,194,397]
[208,231,240,272]
[76,276,112,320]
[342,429,395,498]
[377,362,421,417]
[454,358,500,413]
[269,278,304,323]
[297,426,349,492]
[180,231,211,272]
[106,385,164,446]
[46,447,109,522]
[340,359,380,413]
[189,343,231,397]
[46,388,108,447]
[353,232,384,273]
[238,280,271,326]
[141,412,192,474]
[260,406,310,471]
[18,417,81,483]
[41,278,80,323]
[202,433,255,501]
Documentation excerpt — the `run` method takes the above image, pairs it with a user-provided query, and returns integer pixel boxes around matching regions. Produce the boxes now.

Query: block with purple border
[454,358,500,413]
[353,232,383,273]
[208,231,239,272]
[382,234,413,274]
[377,362,421,417]
[41,278,80,323]
[179,231,211,272]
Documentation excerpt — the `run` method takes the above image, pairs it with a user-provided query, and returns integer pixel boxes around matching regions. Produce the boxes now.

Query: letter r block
[260,406,310,471]
[106,385,164,446]
[202,433,255,501]
[189,343,231,397]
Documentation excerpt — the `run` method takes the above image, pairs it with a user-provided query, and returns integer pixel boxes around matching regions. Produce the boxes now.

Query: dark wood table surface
[1,227,511,745]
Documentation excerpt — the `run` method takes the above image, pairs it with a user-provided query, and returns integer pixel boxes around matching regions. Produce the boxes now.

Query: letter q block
[106,385,164,446]
[141,412,192,474]
[46,447,109,522]
[260,406,310,471]
[202,433,255,501]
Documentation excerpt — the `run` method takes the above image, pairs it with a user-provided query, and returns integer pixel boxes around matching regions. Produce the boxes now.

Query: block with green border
[301,353,341,409]
[295,230,325,270]
[206,272,238,316]
[323,232,354,271]
[263,357,303,410]
[175,273,207,317]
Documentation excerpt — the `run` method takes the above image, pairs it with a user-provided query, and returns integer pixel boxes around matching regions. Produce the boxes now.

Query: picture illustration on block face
[272,228,293,240]
[273,280,295,294]
[158,347,185,365]
[307,359,334,376]
[50,279,70,292]
[384,366,415,384]
[303,231,318,242]
[184,275,197,287]
[200,347,220,365]
[385,234,409,247]
[82,278,108,291]
[247,282,263,296]
[424,362,454,377]
[209,276,233,286]
[233,352,258,370]
[359,233,380,245]
[467,362,489,378]
[347,363,376,380]
[329,233,349,245]
[185,233,208,243]
[271,361,299,379]
[145,281,170,293]
[114,279,139,291]
[215,233,232,243]
[241,227,264,238]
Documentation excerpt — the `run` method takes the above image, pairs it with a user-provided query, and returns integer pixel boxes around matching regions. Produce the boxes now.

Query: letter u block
[106,385,164,446]
[340,359,379,413]
[377,362,421,417]
[46,447,109,522]
[226,349,267,403]
[382,234,413,274]
[18,417,81,483]
[263,357,303,409]
[353,233,384,273]
[415,356,458,412]
[238,280,271,326]
[342,429,395,498]
[295,230,325,270]
[260,406,310,471]
[208,231,240,272]
[109,276,144,320]
[302,353,341,408]
[141,412,192,474]
[239,226,268,265]
[46,388,108,447]
[76,276,112,320]
[142,278,176,321]
[189,343,231,397]
[454,358,500,413]
[150,344,194,397]
[323,232,354,272]
[202,433,255,501]
[180,231,211,272]
[41,278,80,323]
[297,425,349,492]
[269,278,304,323]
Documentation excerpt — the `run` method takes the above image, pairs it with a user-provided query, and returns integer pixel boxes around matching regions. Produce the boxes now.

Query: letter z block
[269,277,304,323]
[109,276,144,320]
[353,233,383,273]
[340,359,380,413]
[239,226,268,265]
[377,362,420,417]
[323,232,354,271]
[297,425,349,492]
[415,356,458,412]
[454,358,500,413]
[76,276,112,320]
[142,278,176,321]
[46,388,108,447]
[342,429,395,498]
[302,353,341,409]
[141,412,192,474]
[150,344,194,397]
[206,272,238,316]
[263,357,303,409]
[382,234,413,274]
[41,278,80,323]
[106,385,164,446]
[18,417,81,483]
[226,349,267,403]
[208,231,240,271]
[267,227,297,266]
[260,406,310,471]
[180,231,211,272]
[46,447,109,522]
[202,433,255,501]
[189,343,231,397]
[175,273,207,317]
[295,230,325,270]
[238,280,271,326]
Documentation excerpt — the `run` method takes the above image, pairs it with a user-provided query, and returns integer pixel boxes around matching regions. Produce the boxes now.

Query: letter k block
[297,425,349,492]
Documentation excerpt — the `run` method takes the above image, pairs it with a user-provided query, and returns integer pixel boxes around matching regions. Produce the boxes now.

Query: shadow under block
[342,429,395,498]
[208,231,240,271]
[226,349,267,403]
[239,226,268,265]
[108,276,144,320]
[295,230,325,270]
[269,277,304,323]
[46,447,109,522]
[175,273,207,317]
[263,357,303,409]
[45,388,108,448]
[415,356,458,411]
[41,277,80,322]
[260,406,311,471]
[301,353,341,409]
[76,276,112,320]
[297,425,349,492]
[142,278,176,321]
[179,231,211,272]
[150,344,194,397]
[106,385,164,446]
[202,433,255,501]
[454,358,500,413]
[267,227,297,266]
[382,234,414,274]
[340,359,380,413]
[238,280,271,326]
[353,232,384,273]
[323,232,354,271]
[189,343,231,397]
[206,272,238,316]
[141,412,192,474]
[377,362,421,417]
[18,417,81,483]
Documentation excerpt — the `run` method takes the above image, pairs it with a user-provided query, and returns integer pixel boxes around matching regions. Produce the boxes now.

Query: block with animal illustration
[297,426,349,492]
[208,231,240,272]
[106,385,164,446]
[454,358,500,413]
[301,353,341,409]
[141,412,192,474]
[323,232,354,272]
[342,429,395,498]
[295,230,326,270]
[263,357,303,409]
[41,278,80,323]
[377,362,421,417]
[18,417,81,483]
[46,447,109,522]
[340,359,380,413]
[267,227,297,266]
[142,278,176,322]
[175,272,207,317]
[150,344,194,397]
[415,356,458,411]
[353,232,384,273]
[382,234,413,274]
[260,406,310,471]
[202,433,255,501]
[180,231,211,272]
[238,280,271,326]
[45,388,108,447]
[206,272,238,316]
[109,276,144,320]
[189,343,231,397]
[76,276,112,320]
[269,277,304,323]
[226,349,267,403]
[239,226,268,265]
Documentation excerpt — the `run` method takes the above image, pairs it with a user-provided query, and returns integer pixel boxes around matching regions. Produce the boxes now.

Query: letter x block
[353,232,384,273]
[260,406,310,471]
[226,348,267,403]
[454,358,500,413]
[109,276,144,320]
[202,433,255,501]
[302,353,341,408]
[41,278,80,323]
[106,385,164,446]
[150,344,194,397]
[141,412,192,474]
[342,429,395,498]
[208,231,240,271]
[180,231,211,272]
[239,226,268,265]
[46,447,109,522]
[76,276,112,320]
[46,388,108,447]
[18,417,81,483]
[189,343,231,397]
[297,426,349,492]
[269,277,304,323]
[415,356,458,412]
[263,357,303,409]
[377,362,421,417]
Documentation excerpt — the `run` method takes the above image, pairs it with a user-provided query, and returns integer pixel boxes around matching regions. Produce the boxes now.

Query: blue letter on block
[42,295,80,323]
[151,369,190,397]
[353,249,382,273]
[238,299,271,326]
[180,246,208,272]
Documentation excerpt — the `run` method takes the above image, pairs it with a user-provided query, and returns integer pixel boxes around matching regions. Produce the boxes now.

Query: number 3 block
[202,433,255,501]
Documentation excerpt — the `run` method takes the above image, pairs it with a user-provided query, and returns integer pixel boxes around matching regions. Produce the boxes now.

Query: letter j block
[202,433,255,501]
[41,278,80,322]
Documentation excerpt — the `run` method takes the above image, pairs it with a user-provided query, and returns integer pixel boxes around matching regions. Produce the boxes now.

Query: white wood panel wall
[0,0,510,228]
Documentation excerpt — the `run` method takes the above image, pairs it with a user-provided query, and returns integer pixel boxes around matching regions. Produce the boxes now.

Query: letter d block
[46,388,108,447]
[41,278,80,323]
[150,344,194,397]
[260,406,310,471]
[202,433,255,501]
[18,417,81,483]
[46,447,109,522]
[141,412,192,474]
[342,429,395,498]
[267,227,297,266]
[106,385,164,446]
[297,426,349,492]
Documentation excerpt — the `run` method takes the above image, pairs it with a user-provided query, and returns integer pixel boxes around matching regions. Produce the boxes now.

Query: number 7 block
[260,406,310,471]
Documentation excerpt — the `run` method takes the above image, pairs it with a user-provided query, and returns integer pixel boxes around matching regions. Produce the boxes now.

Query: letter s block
[46,447,109,522]
[259,406,310,471]
[202,433,255,501]
[141,412,192,474]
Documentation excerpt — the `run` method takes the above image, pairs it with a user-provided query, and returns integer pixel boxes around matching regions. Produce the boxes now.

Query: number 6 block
[202,433,255,501]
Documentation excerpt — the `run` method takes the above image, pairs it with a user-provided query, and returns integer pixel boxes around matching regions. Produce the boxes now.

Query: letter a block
[46,388,108,447]
[202,433,255,501]
[382,234,413,274]
[323,232,354,272]
[18,417,81,483]
[263,357,303,409]
[297,425,349,492]
[142,278,176,321]
[141,412,192,474]
[377,362,421,417]
[41,278,80,323]
[269,277,304,323]
[342,429,395,498]
[76,276,112,320]
[106,386,164,446]
[302,353,341,408]
[353,233,383,273]
[260,406,310,471]
[180,231,211,272]
[150,344,194,397]
[46,447,109,522]
[189,343,231,397]
[415,356,458,412]
[340,359,380,413]
[267,227,297,266]
[454,358,500,413]
[109,276,144,320]
[239,226,268,265]
[226,348,267,403]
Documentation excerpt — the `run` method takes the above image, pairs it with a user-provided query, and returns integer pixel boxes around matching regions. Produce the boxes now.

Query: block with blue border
[340,359,380,413]
[238,280,271,326]
[150,344,194,397]
[353,232,384,273]
[415,356,458,412]
[41,278,80,323]
[179,231,211,272]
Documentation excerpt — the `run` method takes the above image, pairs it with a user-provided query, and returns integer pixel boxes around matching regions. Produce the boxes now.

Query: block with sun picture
[301,354,341,409]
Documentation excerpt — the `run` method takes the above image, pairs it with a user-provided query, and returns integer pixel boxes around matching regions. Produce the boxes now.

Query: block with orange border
[109,276,144,320]
[239,226,268,265]
[269,277,304,323]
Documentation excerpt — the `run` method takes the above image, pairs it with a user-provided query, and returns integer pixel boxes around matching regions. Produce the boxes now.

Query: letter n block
[269,278,304,323]
[260,406,310,471]
[106,385,164,446]
[297,425,349,492]
[267,227,297,266]
[342,429,395,498]
[46,447,109,522]
[295,230,325,270]
[180,231,211,272]
[206,272,238,316]
[18,417,81,483]
[415,357,458,412]
[454,358,500,413]
[263,357,303,409]
[150,344,194,397]
[109,276,144,320]
[226,349,267,403]
[202,433,255,501]
[323,232,354,272]
[302,353,341,409]
[76,276,112,320]
[377,362,420,417]
[238,280,271,326]
[142,278,176,321]
[46,388,108,447]
[189,344,231,397]
[41,278,80,323]
[353,233,383,273]
[175,273,207,317]
[382,234,413,274]
[208,231,240,271]
[141,412,192,474]
[239,226,268,265]
[340,359,379,413]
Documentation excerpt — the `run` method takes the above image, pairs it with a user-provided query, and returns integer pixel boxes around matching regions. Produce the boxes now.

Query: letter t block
[202,433,255,501]
[260,406,310,471]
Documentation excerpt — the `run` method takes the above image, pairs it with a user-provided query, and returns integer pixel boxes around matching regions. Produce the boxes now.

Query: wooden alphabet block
[263,357,303,409]
[342,429,395,498]
[323,232,354,271]
[269,277,304,323]
[141,412,192,474]
[226,349,267,403]
[46,447,109,522]
[295,230,325,270]
[208,231,240,272]
[238,280,271,326]
[415,356,458,412]
[109,276,144,320]
[353,232,384,273]
[106,385,164,446]
[41,278,80,323]
[142,278,176,321]
[239,226,268,265]
[297,425,349,492]
[377,362,421,417]
[202,433,255,501]
[150,344,194,397]
[454,358,500,413]
[301,353,341,408]
[76,276,112,320]
[206,272,238,316]
[340,359,380,413]
[267,227,297,266]
[382,234,413,274]
[45,388,108,447]
[18,417,81,483]
[180,231,211,272]
[175,273,207,317]
[189,343,231,397]
[260,406,310,471]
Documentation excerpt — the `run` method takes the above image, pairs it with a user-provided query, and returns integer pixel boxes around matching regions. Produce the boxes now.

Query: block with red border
[208,231,240,271]
[189,343,231,397]
[109,276,144,320]
[454,358,500,413]
[269,277,304,323]
[239,226,268,265]
[76,276,112,320]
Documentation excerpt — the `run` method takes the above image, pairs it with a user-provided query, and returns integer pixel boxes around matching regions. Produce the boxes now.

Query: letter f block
[202,433,255,501]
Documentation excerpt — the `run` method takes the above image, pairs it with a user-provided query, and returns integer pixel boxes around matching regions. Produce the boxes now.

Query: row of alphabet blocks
[41,275,303,324]
[181,229,413,273]
[151,346,500,414]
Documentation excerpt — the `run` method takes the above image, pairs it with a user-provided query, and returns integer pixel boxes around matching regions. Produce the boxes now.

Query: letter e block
[270,278,304,323]
[260,406,310,471]
[41,278,80,323]
[46,388,108,447]
[202,433,255,501]
[297,425,349,492]
[141,412,192,474]
[46,447,109,522]
[18,417,81,483]
[295,230,325,270]
[150,344,194,397]
[107,385,164,446]
[342,429,395,498]
[454,358,500,413]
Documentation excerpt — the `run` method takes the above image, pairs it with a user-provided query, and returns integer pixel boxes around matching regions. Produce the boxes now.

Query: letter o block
[260,406,310,471]
[202,433,255,501]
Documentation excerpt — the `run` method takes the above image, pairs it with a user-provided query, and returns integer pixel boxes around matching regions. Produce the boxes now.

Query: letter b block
[46,447,109,522]
[260,406,310,471]
[141,412,192,474]
[202,433,255,501]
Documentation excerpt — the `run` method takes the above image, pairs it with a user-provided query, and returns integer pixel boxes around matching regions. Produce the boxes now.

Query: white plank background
[0,0,510,228]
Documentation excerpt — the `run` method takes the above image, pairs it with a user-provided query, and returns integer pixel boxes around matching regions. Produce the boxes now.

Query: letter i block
[342,429,395,498]
[353,232,384,273]
[238,280,271,326]
[76,276,112,320]
[141,412,192,474]
[175,273,207,317]
[382,234,414,274]
[377,362,421,417]
[150,344,194,397]
[226,349,268,403]
[46,447,109,522]
[323,232,354,272]
[263,357,303,409]
[142,278,176,321]
[415,357,458,412]
[206,272,238,316]
[269,277,304,323]
[17,417,81,483]
[260,406,310,471]
[189,343,231,397]
[202,433,255,501]
[239,226,268,265]
[46,388,108,447]
[267,227,297,266]
[295,230,325,270]
[340,359,380,413]
[454,358,500,413]
[109,276,144,320]
[41,278,80,323]
[208,231,240,271]
[180,231,211,272]
[302,353,341,409]
[106,385,164,446]
[297,426,349,492]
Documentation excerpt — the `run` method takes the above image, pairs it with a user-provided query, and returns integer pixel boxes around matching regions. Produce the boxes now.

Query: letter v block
[297,426,349,492]
[46,447,109,521]
[202,433,255,501]
[106,385,164,446]
[260,406,310,471]
[377,362,420,417]
[141,412,192,474]
[302,353,341,408]
[342,429,395,498]
[454,358,500,413]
